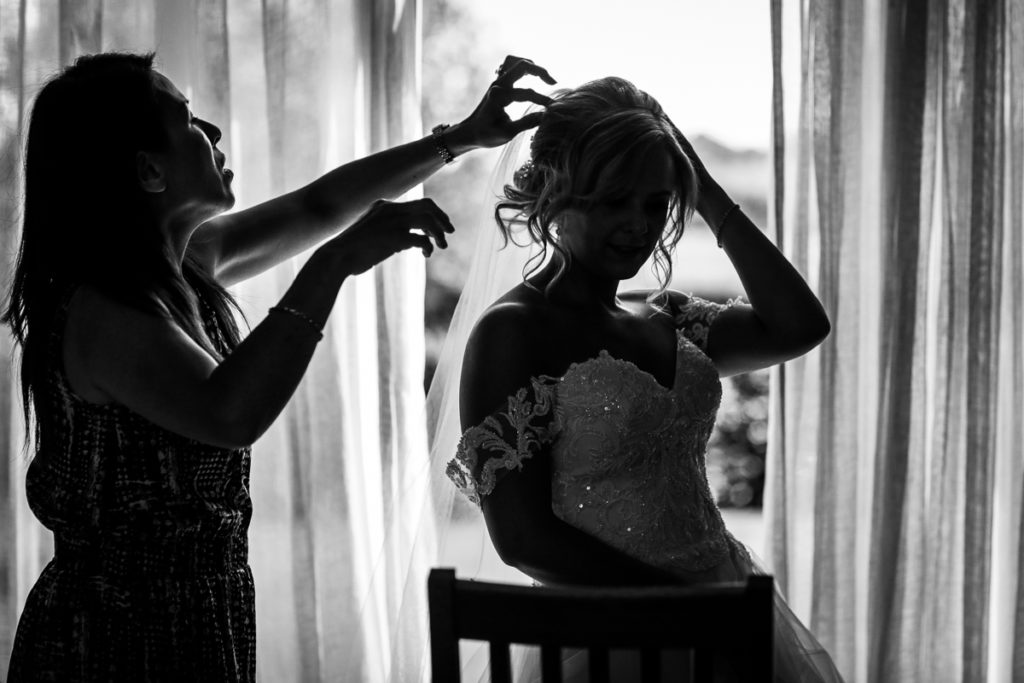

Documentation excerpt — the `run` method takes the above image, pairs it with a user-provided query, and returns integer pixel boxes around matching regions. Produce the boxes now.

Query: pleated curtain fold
[0,1,432,680]
[6,1,1024,681]
[768,1,1024,681]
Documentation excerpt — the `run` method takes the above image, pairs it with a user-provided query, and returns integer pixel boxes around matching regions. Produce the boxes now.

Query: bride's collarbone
[541,314,677,386]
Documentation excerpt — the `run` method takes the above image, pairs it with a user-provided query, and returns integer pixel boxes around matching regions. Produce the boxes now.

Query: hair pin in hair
[513,160,538,189]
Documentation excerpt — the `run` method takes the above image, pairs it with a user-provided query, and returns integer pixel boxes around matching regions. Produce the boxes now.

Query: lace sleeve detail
[673,294,743,352]
[446,377,559,505]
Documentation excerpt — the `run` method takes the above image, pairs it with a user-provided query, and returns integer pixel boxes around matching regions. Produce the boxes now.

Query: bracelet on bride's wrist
[431,123,456,164]
[713,203,741,248]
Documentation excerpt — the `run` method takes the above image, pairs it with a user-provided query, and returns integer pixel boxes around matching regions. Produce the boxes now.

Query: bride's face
[558,146,677,282]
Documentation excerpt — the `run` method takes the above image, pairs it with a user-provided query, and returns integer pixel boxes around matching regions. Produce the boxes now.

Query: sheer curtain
[0,1,432,680]
[767,0,1024,681]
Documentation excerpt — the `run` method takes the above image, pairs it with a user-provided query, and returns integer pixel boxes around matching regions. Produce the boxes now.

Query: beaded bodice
[448,296,733,575]
[548,327,729,572]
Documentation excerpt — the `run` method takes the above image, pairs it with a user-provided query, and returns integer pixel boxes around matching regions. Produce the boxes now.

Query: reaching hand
[319,198,455,276]
[455,55,557,150]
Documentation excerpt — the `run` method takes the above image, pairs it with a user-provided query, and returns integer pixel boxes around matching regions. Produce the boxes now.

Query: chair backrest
[428,568,774,683]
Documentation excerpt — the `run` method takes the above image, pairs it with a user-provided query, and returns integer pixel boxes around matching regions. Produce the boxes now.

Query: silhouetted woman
[447,77,841,681]
[4,51,552,682]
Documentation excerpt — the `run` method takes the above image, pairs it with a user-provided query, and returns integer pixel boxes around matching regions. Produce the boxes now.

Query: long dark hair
[3,52,243,455]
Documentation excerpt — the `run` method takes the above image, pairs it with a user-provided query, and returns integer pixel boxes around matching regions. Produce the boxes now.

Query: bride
[444,76,843,681]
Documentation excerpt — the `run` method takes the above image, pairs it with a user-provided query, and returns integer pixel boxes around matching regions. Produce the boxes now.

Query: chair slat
[541,644,562,683]
[428,569,461,682]
[427,569,775,683]
[588,646,609,683]
[640,647,661,683]
[693,648,713,683]
[489,641,512,683]
[454,581,762,648]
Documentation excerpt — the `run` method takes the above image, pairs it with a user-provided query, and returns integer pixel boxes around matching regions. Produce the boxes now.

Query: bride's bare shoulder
[463,283,561,374]
[472,283,555,342]
[461,284,555,425]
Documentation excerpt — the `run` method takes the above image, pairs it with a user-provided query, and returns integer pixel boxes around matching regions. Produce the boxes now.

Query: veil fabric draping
[0,1,433,680]
[421,131,543,682]
[767,1,1024,681]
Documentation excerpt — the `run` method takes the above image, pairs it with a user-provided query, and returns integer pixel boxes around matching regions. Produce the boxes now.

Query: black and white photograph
[0,0,1021,681]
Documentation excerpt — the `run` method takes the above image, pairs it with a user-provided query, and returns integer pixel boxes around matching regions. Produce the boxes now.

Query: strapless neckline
[554,328,700,394]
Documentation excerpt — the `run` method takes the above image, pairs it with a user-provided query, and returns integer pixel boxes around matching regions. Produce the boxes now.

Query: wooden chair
[428,568,774,683]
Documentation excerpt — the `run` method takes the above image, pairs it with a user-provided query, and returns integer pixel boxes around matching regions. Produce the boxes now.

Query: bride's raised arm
[675,135,831,378]
[456,302,681,587]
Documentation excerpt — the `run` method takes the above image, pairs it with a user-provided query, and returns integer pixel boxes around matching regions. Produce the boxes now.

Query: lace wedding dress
[448,296,844,683]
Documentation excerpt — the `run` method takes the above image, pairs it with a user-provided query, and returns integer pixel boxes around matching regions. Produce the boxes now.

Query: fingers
[499,87,553,108]
[496,56,556,86]
[404,198,454,248]
[384,198,453,251]
[414,197,455,233]
[334,199,454,272]
[404,233,435,258]
[509,111,546,135]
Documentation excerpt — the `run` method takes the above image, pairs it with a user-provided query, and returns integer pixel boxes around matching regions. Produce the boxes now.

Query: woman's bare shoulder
[471,283,555,346]
[64,287,161,403]
[64,286,196,405]
[460,285,558,426]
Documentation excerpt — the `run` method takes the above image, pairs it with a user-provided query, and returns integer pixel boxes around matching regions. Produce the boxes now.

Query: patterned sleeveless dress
[448,295,844,683]
[6,289,255,682]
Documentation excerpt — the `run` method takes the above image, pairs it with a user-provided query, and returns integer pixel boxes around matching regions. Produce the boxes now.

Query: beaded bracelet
[431,123,456,164]
[713,203,741,247]
[269,305,324,340]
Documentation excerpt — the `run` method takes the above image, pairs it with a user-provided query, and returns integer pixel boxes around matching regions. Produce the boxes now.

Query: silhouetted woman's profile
[3,51,553,681]
[445,77,844,681]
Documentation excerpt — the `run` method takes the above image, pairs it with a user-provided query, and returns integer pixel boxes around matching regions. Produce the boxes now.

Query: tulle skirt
[710,533,845,683]
[479,533,845,683]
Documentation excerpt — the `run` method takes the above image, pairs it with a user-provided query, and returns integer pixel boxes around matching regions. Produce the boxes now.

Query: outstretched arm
[678,137,831,377]
[461,304,681,587]
[69,199,451,450]
[190,57,555,287]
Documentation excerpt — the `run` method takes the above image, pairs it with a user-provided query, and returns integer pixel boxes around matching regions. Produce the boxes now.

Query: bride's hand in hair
[672,127,733,218]
[317,198,455,277]
[671,127,710,180]
[446,55,557,153]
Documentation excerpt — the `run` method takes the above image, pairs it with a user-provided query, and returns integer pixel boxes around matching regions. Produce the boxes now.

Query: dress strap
[672,294,734,353]
[447,376,560,505]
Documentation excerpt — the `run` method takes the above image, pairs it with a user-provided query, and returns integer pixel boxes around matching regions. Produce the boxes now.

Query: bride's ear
[554,209,584,239]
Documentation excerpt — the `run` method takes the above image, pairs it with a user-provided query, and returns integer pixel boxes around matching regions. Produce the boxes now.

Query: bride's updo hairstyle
[495,76,698,294]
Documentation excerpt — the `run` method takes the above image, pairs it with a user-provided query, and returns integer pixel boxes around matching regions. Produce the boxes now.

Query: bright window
[423,0,774,560]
